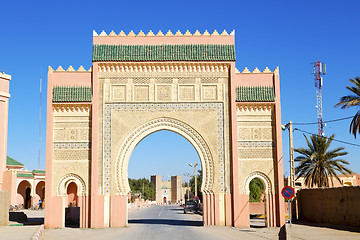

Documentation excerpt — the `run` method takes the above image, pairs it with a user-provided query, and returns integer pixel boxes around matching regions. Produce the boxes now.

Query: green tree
[335,77,360,138]
[189,170,202,202]
[249,178,264,202]
[128,178,155,200]
[294,134,351,187]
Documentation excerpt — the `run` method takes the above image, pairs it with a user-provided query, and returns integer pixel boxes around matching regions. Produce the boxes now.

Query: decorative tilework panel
[133,85,149,101]
[53,150,90,160]
[179,85,195,101]
[53,142,91,150]
[156,85,172,101]
[112,85,126,101]
[202,85,217,101]
[103,103,225,194]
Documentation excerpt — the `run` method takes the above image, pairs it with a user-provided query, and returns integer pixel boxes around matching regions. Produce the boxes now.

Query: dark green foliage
[335,77,360,138]
[128,178,154,200]
[249,178,264,202]
[294,134,351,187]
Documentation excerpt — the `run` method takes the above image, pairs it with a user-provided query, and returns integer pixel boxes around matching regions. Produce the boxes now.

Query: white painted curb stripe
[32,224,44,240]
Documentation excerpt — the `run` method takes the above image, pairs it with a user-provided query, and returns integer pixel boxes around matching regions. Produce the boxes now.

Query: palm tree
[335,77,360,138]
[294,134,351,188]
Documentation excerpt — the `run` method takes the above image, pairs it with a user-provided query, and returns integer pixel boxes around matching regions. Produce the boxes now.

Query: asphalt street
[41,205,279,240]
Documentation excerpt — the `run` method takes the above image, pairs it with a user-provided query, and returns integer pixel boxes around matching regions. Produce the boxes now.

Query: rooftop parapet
[0,71,11,80]
[93,29,235,45]
[235,67,279,74]
[49,65,92,72]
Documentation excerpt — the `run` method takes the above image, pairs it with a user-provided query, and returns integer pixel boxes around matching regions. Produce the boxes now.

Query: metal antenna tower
[314,61,326,136]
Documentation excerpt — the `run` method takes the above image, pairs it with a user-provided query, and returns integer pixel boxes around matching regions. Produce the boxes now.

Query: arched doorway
[35,181,45,206]
[245,172,275,227]
[249,177,266,227]
[65,182,80,227]
[56,173,87,228]
[17,180,32,209]
[113,120,210,227]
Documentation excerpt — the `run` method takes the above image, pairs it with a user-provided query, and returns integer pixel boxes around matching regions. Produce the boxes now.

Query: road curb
[32,224,44,240]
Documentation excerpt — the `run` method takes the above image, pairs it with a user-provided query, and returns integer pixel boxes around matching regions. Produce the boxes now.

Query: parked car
[184,201,198,214]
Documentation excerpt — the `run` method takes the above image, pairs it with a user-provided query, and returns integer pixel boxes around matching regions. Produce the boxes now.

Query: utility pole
[288,121,295,188]
[189,163,198,197]
[187,173,189,202]
[194,163,198,197]
[142,182,145,199]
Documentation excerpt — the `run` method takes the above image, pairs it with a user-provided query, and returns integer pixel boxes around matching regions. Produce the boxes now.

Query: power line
[292,116,353,126]
[293,128,360,148]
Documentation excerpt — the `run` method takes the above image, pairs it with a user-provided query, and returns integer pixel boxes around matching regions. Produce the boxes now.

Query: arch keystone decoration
[115,117,215,195]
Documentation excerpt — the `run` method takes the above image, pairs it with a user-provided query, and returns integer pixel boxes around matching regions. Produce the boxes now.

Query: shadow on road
[293,220,360,233]
[129,219,203,226]
[9,212,44,225]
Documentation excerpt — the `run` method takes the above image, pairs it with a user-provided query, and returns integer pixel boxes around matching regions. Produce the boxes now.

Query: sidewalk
[0,209,44,240]
[286,222,360,240]
[0,225,40,240]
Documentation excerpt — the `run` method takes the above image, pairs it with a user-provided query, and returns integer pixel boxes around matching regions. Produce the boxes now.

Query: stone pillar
[0,72,11,191]
[0,191,9,226]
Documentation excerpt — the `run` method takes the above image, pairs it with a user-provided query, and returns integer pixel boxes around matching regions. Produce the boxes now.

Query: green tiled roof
[32,169,45,174]
[7,156,24,166]
[53,86,92,102]
[236,86,275,102]
[92,44,236,62]
[17,173,33,178]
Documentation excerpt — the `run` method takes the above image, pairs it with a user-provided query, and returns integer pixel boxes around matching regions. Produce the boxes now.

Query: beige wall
[297,187,360,227]
[0,191,9,225]
[237,104,276,195]
[52,108,91,196]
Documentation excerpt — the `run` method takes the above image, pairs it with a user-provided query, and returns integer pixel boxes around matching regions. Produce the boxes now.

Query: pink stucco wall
[0,73,11,191]
[297,187,360,227]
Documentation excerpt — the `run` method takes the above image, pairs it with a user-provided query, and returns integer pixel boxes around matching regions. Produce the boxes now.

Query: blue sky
[1,0,360,179]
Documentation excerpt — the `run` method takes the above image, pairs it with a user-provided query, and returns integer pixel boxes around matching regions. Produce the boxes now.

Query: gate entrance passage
[45,29,285,228]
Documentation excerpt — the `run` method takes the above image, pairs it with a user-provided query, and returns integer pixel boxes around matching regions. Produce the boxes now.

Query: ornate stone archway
[115,117,214,195]
[244,171,272,195]
[57,173,86,196]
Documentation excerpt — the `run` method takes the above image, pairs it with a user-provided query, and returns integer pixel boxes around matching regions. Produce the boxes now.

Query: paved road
[40,205,360,240]
[42,205,279,240]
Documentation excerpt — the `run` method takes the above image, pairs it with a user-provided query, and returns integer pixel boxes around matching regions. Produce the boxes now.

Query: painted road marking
[159,206,165,217]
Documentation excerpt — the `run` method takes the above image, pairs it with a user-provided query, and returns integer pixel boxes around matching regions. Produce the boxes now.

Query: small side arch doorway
[65,182,80,227]
[245,172,275,227]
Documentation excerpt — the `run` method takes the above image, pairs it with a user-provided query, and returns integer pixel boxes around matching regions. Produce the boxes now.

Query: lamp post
[189,163,198,198]
[282,121,295,188]
[184,173,190,202]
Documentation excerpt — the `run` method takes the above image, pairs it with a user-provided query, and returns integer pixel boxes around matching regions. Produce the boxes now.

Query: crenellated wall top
[93,29,235,45]
[0,71,11,81]
[49,66,92,72]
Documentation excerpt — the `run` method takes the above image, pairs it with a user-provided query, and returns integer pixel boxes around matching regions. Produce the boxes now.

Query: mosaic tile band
[53,142,91,150]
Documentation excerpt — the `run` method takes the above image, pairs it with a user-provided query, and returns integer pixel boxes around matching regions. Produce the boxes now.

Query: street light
[183,173,190,202]
[282,121,295,188]
[189,163,198,198]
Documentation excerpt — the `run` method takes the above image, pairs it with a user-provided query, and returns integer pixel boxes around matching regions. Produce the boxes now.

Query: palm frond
[294,134,351,188]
